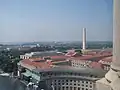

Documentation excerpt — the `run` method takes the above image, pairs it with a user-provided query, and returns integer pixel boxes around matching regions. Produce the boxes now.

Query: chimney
[82,28,86,50]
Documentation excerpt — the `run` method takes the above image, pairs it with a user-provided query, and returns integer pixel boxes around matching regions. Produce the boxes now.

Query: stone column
[111,0,120,71]
[96,0,120,90]
[105,0,120,82]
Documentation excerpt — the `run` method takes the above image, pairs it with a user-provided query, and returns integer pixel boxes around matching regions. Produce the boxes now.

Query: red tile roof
[20,55,69,69]
[21,59,51,69]
[20,51,112,69]
[89,62,103,69]
[100,56,112,62]
[70,53,112,61]
[85,50,112,56]
[51,55,68,59]
[29,58,43,61]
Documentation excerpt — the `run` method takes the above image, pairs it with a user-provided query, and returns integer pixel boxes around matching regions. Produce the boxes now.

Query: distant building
[69,53,112,69]
[20,51,64,60]
[18,47,31,51]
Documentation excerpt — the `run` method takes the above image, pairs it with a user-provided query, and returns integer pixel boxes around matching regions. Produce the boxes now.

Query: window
[78,87,80,90]
[74,87,76,90]
[82,88,84,90]
[62,87,65,90]
[90,75,93,77]
[90,82,92,84]
[58,87,60,90]
[66,87,69,90]
[90,85,92,88]
[82,84,84,86]
[54,87,57,90]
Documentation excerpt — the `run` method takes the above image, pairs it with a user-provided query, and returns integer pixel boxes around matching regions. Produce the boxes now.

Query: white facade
[20,55,31,59]
[71,60,91,68]
[99,60,111,71]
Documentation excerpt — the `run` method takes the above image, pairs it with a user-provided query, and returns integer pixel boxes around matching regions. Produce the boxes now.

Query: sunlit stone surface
[96,0,120,90]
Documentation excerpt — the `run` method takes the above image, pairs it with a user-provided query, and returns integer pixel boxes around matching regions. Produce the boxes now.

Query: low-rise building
[69,53,112,68]
[99,56,112,71]
[18,61,106,90]
[20,51,64,59]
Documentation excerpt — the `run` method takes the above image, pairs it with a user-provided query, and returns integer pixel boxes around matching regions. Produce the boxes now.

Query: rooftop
[20,59,51,69]
[25,51,64,57]
[69,53,112,61]
[19,55,69,70]
[100,56,112,62]
[19,49,112,74]
[89,62,103,69]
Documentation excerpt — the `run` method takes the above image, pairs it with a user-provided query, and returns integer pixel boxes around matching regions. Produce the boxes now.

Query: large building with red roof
[17,50,112,90]
[69,52,112,69]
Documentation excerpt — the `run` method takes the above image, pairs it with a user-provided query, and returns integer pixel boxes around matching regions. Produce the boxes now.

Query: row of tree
[0,50,20,73]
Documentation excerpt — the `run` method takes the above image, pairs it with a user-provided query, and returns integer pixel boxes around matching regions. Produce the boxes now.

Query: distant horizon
[0,40,113,45]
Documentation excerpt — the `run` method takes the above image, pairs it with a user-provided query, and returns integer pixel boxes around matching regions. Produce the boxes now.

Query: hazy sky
[0,0,113,42]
